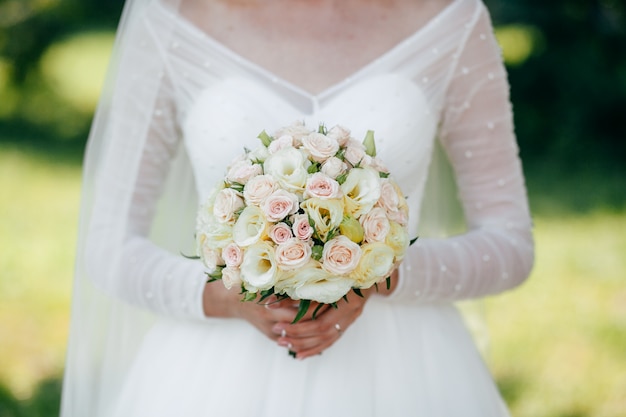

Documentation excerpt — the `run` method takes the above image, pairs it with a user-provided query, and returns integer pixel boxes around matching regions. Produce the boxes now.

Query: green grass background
[1,140,625,417]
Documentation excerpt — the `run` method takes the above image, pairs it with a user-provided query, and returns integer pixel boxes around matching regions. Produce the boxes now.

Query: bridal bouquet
[196,122,411,322]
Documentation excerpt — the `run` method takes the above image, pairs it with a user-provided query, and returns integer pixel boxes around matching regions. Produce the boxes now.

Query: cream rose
[275,238,312,270]
[233,205,269,247]
[243,174,278,206]
[273,121,311,146]
[239,241,278,292]
[274,260,355,303]
[326,125,352,147]
[213,188,244,224]
[199,245,223,273]
[226,159,262,185]
[196,216,233,250]
[292,213,313,241]
[344,138,368,167]
[221,242,243,268]
[321,235,362,275]
[300,197,344,242]
[320,156,348,179]
[263,147,310,193]
[305,172,342,200]
[341,167,382,218]
[385,221,410,262]
[268,135,294,154]
[352,242,395,288]
[221,266,242,290]
[378,179,409,226]
[360,207,391,243]
[269,222,293,244]
[301,132,340,162]
[261,189,299,222]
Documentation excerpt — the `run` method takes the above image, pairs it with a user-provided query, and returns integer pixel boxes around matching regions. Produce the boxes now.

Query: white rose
[222,242,244,268]
[199,245,223,273]
[196,215,233,250]
[291,213,314,241]
[274,260,355,304]
[226,159,263,184]
[300,197,344,242]
[326,125,352,147]
[352,242,395,288]
[322,235,362,275]
[341,167,382,218]
[243,174,278,206]
[320,156,348,179]
[249,145,270,163]
[263,147,310,193]
[233,205,269,247]
[269,222,293,244]
[301,132,340,162]
[385,221,410,262]
[360,207,391,243]
[304,172,342,200]
[275,238,312,270]
[261,189,299,222]
[213,188,244,224]
[221,266,242,290]
[268,135,294,154]
[240,241,278,292]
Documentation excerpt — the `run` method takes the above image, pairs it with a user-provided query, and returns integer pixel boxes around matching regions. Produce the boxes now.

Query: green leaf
[292,299,311,324]
[242,292,257,302]
[307,162,320,174]
[257,130,273,147]
[311,245,323,261]
[386,276,391,290]
[288,350,297,359]
[409,236,420,246]
[181,252,200,260]
[311,303,325,320]
[258,288,275,303]
[353,288,364,298]
[379,171,390,178]
[336,173,348,185]
[363,130,376,157]
[318,123,327,134]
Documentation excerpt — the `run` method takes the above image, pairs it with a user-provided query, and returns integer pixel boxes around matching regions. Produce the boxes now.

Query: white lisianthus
[274,260,355,304]
[352,242,395,288]
[226,159,263,185]
[221,266,242,290]
[233,205,269,247]
[385,221,410,262]
[213,188,244,224]
[320,156,348,179]
[326,125,352,147]
[341,167,381,218]
[240,241,277,291]
[321,235,362,275]
[263,147,310,193]
[243,174,278,206]
[360,207,391,243]
[261,189,299,222]
[305,172,342,200]
[275,238,312,270]
[300,197,344,242]
[301,132,340,162]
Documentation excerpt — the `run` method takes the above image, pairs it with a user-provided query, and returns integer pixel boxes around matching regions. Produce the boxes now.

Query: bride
[61,0,534,415]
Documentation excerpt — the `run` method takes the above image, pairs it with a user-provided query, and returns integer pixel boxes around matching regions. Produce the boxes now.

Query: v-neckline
[155,0,462,103]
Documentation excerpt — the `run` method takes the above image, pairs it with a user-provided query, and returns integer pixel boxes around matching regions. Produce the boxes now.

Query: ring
[334,323,342,333]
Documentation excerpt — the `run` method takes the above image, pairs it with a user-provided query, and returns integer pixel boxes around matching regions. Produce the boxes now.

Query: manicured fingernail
[281,329,287,338]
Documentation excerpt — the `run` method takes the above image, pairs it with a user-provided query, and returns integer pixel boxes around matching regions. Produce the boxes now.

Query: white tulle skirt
[110,297,509,417]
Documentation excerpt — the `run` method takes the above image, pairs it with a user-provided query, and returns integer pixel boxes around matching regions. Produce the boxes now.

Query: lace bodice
[86,0,533,319]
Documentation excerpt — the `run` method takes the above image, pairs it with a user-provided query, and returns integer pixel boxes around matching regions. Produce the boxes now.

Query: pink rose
[273,121,311,146]
[243,174,278,206]
[222,243,244,268]
[226,159,263,184]
[378,179,408,226]
[292,214,314,241]
[344,139,369,167]
[326,125,352,147]
[221,266,242,290]
[261,189,299,222]
[322,235,362,275]
[305,172,342,199]
[213,188,245,224]
[301,132,340,162]
[320,156,348,179]
[359,207,391,243]
[268,135,294,154]
[269,222,293,244]
[275,238,312,270]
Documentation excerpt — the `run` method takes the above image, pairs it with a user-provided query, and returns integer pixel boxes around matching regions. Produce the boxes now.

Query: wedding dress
[60,0,534,416]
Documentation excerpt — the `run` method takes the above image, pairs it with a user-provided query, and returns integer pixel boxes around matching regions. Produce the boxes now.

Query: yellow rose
[352,242,395,288]
[340,167,381,218]
[300,197,344,242]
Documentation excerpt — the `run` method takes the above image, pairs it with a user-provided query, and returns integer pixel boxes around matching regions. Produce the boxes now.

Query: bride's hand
[272,270,399,360]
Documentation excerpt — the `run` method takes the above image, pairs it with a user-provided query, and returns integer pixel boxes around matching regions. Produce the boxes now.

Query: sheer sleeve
[84,13,207,320]
[391,3,534,303]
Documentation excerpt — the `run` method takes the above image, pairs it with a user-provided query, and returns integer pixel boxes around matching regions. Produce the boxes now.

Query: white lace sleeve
[391,4,534,302]
[84,22,207,320]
